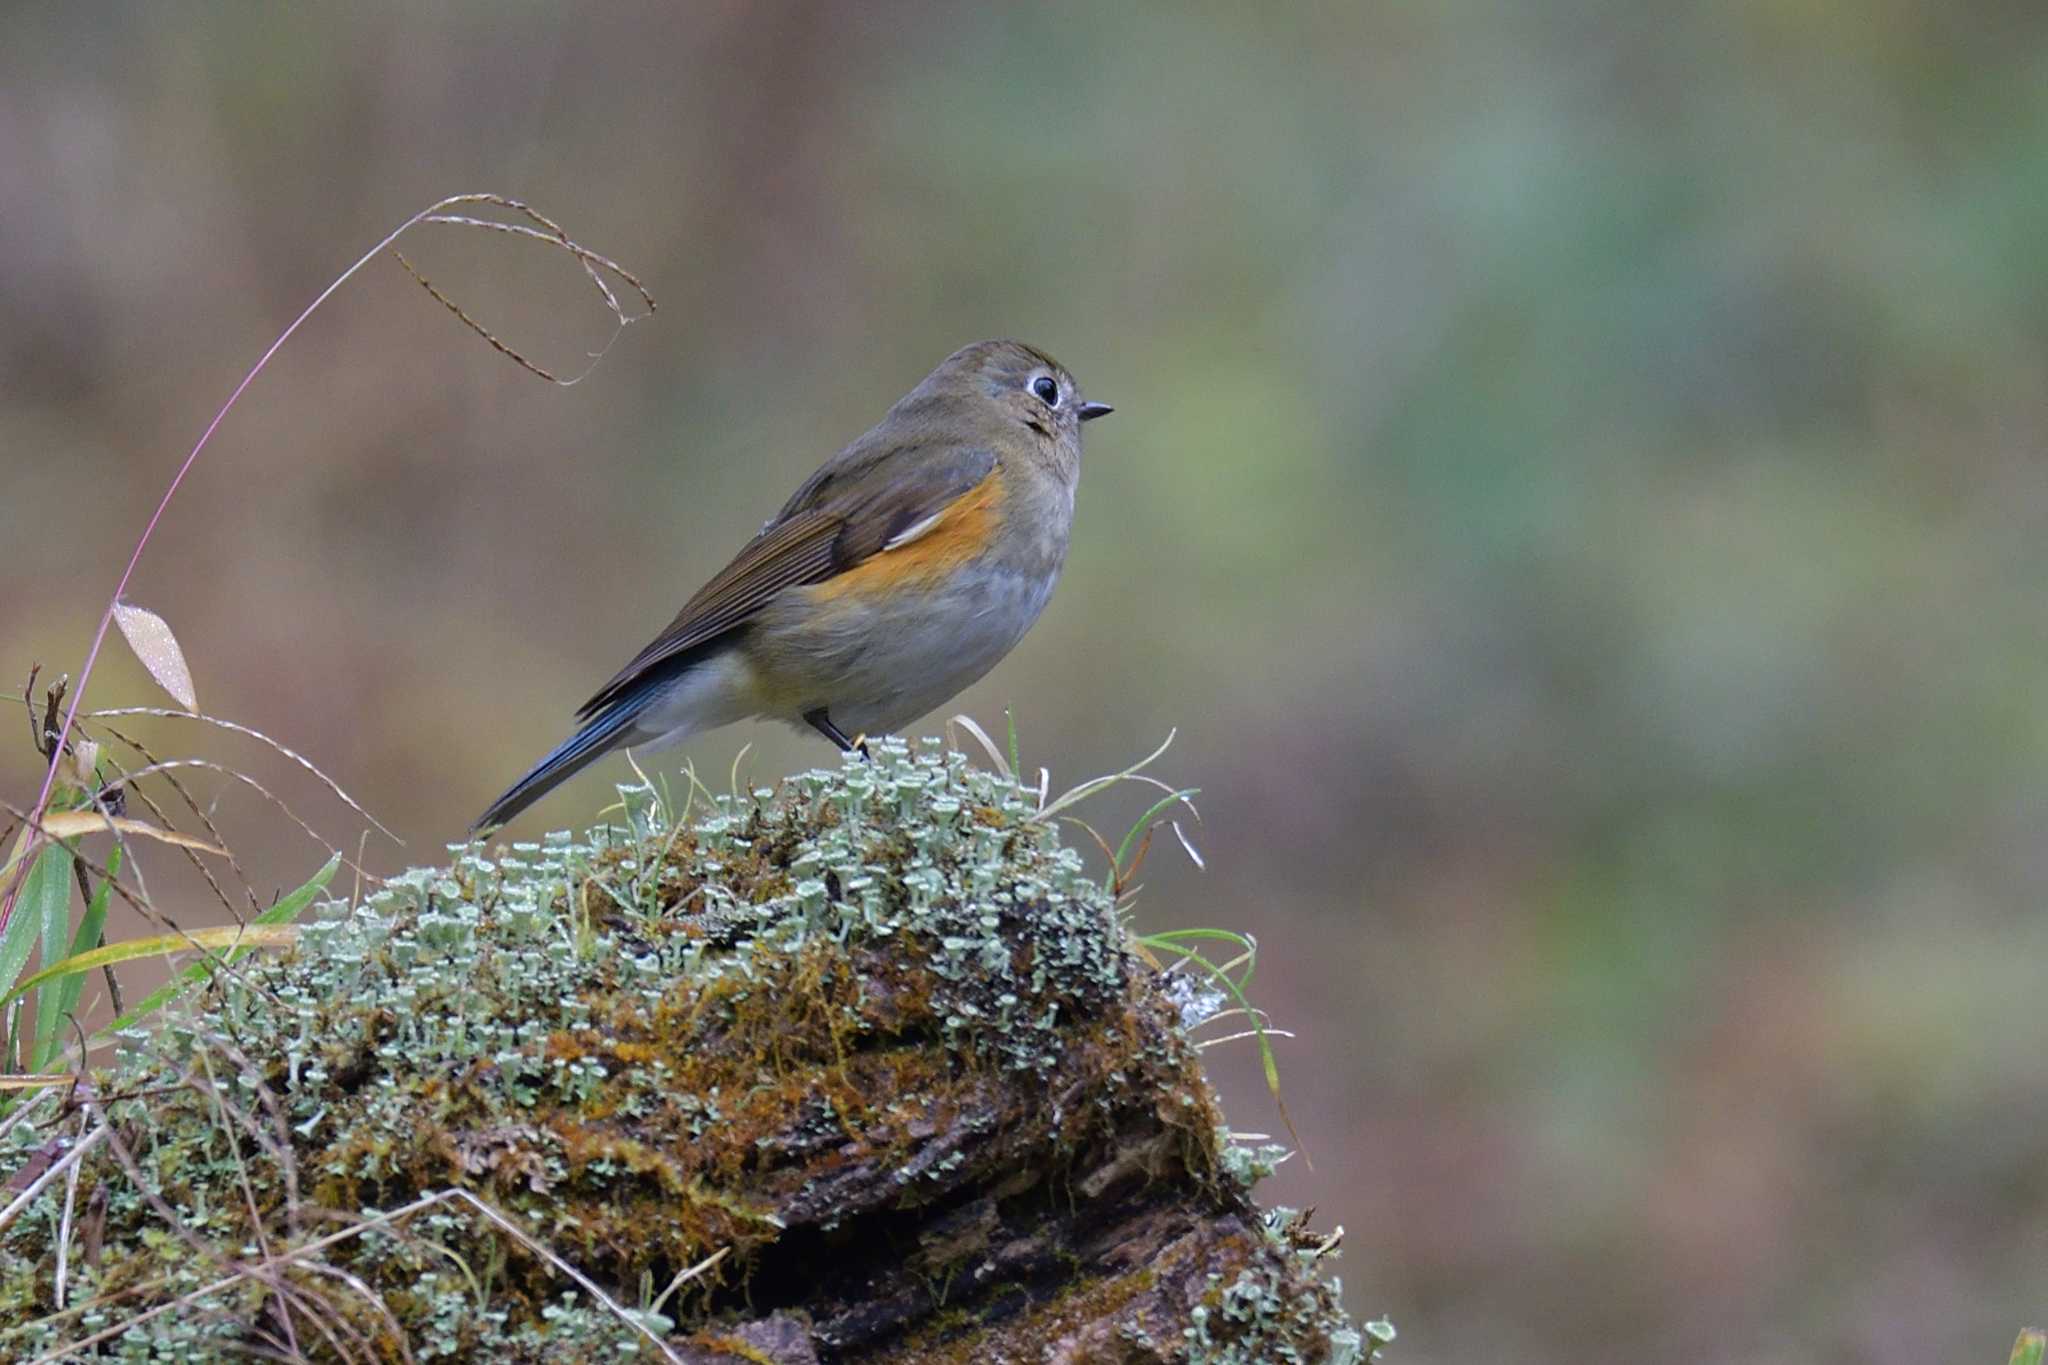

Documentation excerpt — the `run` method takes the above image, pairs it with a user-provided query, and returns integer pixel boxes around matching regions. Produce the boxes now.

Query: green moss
[1,740,1368,1360]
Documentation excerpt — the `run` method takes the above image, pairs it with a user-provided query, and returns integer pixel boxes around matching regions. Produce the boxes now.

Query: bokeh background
[5,4,2048,1360]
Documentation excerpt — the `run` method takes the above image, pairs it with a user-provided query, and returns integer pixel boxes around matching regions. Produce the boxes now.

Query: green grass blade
[1106,787,1203,892]
[1113,789,1200,873]
[8,925,300,1019]
[2011,1330,2046,1365]
[54,844,119,1018]
[5,843,73,1064]
[2,844,72,1062]
[32,845,118,1071]
[98,853,338,1035]
[1135,927,1256,989]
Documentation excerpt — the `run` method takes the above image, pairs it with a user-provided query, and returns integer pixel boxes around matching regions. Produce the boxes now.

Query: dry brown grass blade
[251,1280,347,1365]
[1058,815,1120,878]
[53,1114,84,1309]
[648,1245,732,1317]
[34,810,224,856]
[423,1189,685,1362]
[204,1034,303,1236]
[395,193,657,387]
[0,1083,55,1140]
[0,1074,79,1090]
[63,1097,338,1358]
[4,190,652,942]
[191,1047,380,1365]
[421,198,655,320]
[90,708,399,847]
[1194,1025,1298,1050]
[293,1259,408,1365]
[0,799,160,926]
[23,1185,692,1364]
[0,798,246,1008]
[90,723,257,919]
[96,759,380,889]
[0,1123,107,1236]
[195,1048,277,1265]
[944,713,1013,781]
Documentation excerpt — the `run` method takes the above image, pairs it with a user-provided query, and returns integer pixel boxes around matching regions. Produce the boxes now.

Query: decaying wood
[1,749,1362,1361]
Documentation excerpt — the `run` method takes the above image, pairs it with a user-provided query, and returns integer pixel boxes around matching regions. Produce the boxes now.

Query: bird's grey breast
[825,561,1061,733]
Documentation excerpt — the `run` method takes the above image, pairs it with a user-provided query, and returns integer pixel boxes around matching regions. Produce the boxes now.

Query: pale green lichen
[1182,1203,1379,1365]
[1,740,1371,1361]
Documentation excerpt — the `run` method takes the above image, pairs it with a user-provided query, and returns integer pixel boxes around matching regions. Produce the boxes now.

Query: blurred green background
[5,3,2048,1359]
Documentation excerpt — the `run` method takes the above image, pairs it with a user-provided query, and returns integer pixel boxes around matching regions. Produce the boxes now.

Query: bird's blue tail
[471,690,649,833]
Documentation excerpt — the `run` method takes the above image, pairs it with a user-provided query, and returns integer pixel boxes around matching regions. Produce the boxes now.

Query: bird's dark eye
[1031,375,1059,406]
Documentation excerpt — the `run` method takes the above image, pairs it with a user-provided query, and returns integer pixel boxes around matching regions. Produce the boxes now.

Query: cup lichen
[2,740,1369,1362]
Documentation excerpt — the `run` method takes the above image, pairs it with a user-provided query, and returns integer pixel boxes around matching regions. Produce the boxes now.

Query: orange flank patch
[810,465,1005,603]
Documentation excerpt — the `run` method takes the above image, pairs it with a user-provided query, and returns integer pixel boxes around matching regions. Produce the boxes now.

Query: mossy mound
[2,741,1371,1362]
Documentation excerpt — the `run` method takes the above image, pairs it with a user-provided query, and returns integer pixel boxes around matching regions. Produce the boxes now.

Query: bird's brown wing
[576,443,997,719]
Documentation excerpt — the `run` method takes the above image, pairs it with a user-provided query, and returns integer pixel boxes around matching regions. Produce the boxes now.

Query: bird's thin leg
[804,708,871,758]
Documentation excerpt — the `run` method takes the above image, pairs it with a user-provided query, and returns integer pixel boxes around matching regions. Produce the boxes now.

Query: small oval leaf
[113,602,197,711]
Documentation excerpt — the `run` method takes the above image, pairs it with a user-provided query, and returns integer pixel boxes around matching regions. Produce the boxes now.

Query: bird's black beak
[1077,401,1114,422]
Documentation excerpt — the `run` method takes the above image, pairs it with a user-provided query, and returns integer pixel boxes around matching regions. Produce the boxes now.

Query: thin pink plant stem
[0,198,467,938]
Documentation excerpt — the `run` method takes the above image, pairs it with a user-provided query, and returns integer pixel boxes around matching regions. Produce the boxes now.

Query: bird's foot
[804,707,871,759]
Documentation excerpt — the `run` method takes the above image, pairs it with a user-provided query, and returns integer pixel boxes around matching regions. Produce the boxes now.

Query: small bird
[474,339,1112,831]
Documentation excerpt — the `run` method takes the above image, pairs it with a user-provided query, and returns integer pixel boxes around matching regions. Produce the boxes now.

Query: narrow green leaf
[0,842,70,1067]
[1137,927,1257,990]
[9,926,299,1017]
[32,845,118,1072]
[1139,928,1252,946]
[0,843,71,1064]
[100,853,339,1035]
[1,846,70,1016]
[30,842,80,1070]
[1113,789,1201,873]
[1105,787,1203,892]
[2010,1330,2046,1365]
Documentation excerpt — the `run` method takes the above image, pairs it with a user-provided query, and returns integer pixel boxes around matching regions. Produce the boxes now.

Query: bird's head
[908,339,1112,478]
